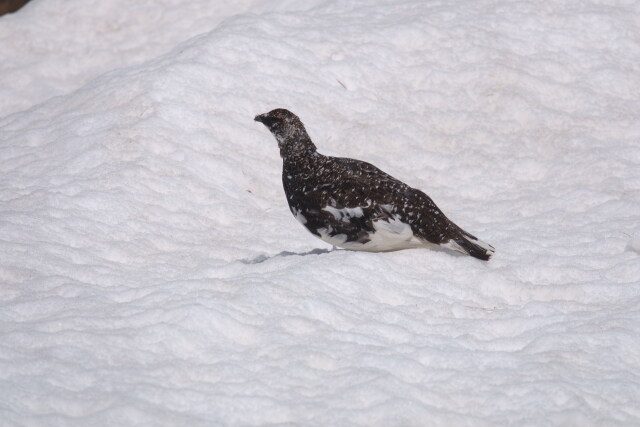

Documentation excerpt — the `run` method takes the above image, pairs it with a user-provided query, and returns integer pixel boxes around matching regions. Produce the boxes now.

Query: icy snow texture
[1,0,640,425]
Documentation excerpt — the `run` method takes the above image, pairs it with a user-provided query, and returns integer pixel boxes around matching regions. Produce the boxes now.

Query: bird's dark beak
[254,114,277,127]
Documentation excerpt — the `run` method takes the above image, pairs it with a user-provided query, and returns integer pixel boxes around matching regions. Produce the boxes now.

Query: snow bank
[1,0,640,425]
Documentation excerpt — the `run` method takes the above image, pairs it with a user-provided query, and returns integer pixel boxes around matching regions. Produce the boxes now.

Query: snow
[1,0,640,425]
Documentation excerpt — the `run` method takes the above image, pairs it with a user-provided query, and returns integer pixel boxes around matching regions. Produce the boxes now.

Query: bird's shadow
[240,247,339,264]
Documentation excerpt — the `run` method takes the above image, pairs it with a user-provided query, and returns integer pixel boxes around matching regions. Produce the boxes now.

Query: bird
[254,108,495,260]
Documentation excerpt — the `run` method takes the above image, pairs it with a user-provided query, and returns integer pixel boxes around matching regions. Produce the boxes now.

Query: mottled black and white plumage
[254,108,495,260]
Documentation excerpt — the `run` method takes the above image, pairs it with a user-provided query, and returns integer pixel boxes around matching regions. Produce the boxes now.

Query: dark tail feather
[450,230,495,261]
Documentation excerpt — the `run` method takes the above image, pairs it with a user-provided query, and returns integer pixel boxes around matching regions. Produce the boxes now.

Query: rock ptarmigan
[255,108,495,261]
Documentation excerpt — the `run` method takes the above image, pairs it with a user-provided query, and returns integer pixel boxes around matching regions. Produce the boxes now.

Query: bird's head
[255,108,316,158]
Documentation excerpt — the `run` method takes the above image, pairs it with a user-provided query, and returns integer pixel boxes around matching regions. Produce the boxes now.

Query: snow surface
[1,0,640,425]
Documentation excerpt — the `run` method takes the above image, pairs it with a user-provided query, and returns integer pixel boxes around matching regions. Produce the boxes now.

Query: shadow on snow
[241,247,339,264]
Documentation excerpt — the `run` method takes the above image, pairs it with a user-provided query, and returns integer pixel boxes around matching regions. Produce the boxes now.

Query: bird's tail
[447,229,495,261]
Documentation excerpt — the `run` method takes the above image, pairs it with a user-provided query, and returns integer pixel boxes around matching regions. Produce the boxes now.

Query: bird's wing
[286,157,409,234]
[321,157,414,207]
[338,157,404,186]
[322,157,460,244]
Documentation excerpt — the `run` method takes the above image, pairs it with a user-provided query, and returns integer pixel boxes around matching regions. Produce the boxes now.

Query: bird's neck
[277,131,317,161]
[281,143,320,176]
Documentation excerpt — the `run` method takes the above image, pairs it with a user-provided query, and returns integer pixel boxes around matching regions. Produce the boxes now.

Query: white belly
[316,216,428,252]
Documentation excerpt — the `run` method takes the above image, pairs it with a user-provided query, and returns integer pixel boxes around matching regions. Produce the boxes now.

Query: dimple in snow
[255,108,495,260]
